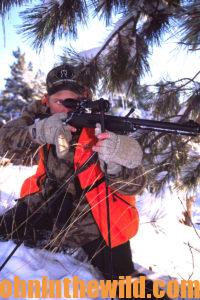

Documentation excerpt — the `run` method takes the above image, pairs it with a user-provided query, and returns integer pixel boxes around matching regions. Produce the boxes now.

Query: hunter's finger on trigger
[65,125,77,132]
[97,132,110,140]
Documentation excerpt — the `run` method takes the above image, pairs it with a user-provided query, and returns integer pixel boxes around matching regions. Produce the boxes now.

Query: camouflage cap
[46,64,86,96]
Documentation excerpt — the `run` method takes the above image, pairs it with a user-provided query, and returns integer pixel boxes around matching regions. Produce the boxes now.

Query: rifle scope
[62,98,110,112]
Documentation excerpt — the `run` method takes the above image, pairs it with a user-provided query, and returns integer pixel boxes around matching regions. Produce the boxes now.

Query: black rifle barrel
[64,112,200,136]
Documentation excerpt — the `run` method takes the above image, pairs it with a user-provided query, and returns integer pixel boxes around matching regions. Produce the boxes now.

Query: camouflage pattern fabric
[0,100,146,250]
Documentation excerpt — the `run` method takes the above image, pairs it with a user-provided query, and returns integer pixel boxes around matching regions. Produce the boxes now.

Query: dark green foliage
[134,84,200,194]
[93,0,130,24]
[60,47,102,91]
[153,82,181,119]
[0,0,29,14]
[179,1,200,50]
[0,48,45,120]
[59,0,181,95]
[19,0,88,49]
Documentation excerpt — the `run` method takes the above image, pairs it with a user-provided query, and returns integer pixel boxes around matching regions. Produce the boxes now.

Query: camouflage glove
[94,124,143,174]
[28,113,73,159]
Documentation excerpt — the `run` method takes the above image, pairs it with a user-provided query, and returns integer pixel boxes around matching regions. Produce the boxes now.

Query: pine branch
[93,0,130,24]
[179,93,200,122]
[70,1,179,93]
[179,161,200,190]
[154,70,200,94]
[140,5,173,46]
[92,0,178,63]
[19,0,88,49]
[60,47,103,91]
[179,1,200,51]
[90,11,140,63]
[0,0,29,14]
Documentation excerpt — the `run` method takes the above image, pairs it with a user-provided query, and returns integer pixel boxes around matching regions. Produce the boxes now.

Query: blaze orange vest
[20,128,139,248]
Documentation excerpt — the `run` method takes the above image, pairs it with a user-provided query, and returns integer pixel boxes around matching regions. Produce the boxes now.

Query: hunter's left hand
[92,127,143,170]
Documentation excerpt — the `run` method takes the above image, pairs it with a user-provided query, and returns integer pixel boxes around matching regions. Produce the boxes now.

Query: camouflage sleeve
[0,101,50,164]
[108,165,146,195]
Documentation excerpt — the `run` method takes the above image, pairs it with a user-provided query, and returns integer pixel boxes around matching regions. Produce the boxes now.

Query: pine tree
[0,48,45,120]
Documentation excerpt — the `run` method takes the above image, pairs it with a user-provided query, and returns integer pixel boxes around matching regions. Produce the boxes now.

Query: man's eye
[56,100,62,105]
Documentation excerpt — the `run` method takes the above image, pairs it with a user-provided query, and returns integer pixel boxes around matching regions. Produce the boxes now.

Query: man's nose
[62,106,72,113]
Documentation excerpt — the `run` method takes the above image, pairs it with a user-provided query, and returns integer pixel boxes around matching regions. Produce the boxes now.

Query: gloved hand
[28,113,76,159]
[93,124,143,174]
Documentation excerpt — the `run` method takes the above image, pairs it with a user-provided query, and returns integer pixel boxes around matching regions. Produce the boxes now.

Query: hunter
[0,64,147,298]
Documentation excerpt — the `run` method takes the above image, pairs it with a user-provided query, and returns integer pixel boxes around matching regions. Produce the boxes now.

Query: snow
[79,47,100,60]
[0,164,200,300]
[0,165,37,213]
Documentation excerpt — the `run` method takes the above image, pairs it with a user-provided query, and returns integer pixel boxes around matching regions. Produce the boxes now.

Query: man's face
[48,90,82,114]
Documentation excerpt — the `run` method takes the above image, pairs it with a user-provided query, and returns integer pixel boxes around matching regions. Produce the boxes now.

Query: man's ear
[41,94,49,106]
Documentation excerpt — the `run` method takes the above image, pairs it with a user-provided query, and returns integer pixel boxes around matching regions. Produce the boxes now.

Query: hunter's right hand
[28,113,76,159]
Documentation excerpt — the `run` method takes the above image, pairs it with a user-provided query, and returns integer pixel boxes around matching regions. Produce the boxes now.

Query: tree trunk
[180,196,196,226]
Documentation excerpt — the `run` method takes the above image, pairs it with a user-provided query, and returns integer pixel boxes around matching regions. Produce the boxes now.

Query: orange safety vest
[20,128,139,248]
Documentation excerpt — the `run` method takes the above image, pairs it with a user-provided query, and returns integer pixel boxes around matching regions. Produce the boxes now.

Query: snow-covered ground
[0,164,200,300]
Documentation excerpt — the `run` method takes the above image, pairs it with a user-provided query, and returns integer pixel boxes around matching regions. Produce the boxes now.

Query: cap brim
[47,80,85,96]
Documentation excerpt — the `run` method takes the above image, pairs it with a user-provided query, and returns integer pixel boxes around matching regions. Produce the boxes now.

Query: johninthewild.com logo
[0,275,199,298]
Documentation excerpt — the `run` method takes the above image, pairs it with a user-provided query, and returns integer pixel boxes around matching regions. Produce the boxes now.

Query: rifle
[62,98,200,137]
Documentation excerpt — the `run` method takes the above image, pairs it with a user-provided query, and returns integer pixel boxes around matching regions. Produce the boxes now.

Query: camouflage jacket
[0,101,146,250]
